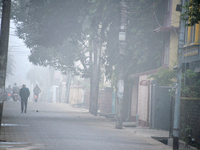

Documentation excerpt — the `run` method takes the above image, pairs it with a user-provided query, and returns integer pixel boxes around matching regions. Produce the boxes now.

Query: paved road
[0,101,172,150]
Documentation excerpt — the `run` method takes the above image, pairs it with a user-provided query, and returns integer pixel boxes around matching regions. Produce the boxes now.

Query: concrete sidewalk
[0,101,178,149]
[121,124,197,150]
[103,115,198,150]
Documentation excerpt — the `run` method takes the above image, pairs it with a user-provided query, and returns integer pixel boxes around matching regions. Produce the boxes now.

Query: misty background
[7,21,32,87]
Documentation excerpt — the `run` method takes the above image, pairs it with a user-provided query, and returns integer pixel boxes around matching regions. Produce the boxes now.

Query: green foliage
[12,0,164,82]
[150,69,200,98]
[12,0,87,48]
[89,0,120,80]
[28,39,81,74]
[11,0,122,77]
[169,88,176,99]
[182,0,200,26]
[12,0,90,75]
[182,69,198,79]
[148,67,176,86]
[181,70,200,98]
[180,123,192,142]
[102,0,164,82]
[181,85,199,98]
[180,123,199,148]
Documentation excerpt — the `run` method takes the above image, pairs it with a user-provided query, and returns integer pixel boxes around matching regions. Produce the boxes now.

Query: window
[190,24,195,43]
[185,23,200,45]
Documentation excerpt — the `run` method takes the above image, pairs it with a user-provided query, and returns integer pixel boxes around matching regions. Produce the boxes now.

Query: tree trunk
[89,38,100,115]
[89,45,93,113]
[91,39,98,115]
[65,71,71,103]
[122,77,132,121]
[93,39,101,116]
[116,0,126,129]
[0,0,11,126]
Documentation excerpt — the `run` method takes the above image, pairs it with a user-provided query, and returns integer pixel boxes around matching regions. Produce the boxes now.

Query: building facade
[129,0,180,127]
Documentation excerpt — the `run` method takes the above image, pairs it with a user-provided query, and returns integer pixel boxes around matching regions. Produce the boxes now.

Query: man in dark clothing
[19,84,30,113]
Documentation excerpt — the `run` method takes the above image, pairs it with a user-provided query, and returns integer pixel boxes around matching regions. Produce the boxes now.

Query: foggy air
[0,0,199,149]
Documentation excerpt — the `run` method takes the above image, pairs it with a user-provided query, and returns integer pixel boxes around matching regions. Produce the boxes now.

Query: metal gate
[151,81,172,131]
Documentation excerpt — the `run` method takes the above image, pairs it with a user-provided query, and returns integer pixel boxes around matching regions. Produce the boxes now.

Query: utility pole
[0,0,11,126]
[93,38,99,116]
[90,38,99,115]
[94,38,101,116]
[89,47,93,113]
[173,0,185,149]
[116,0,127,129]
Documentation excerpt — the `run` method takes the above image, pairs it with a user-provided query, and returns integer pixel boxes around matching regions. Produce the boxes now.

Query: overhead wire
[154,11,162,27]
[126,11,152,22]
[9,34,18,36]
[122,0,181,69]
[10,26,15,29]
[9,51,30,53]
[122,0,162,15]
[121,0,162,24]
[9,45,27,48]
[9,41,21,44]
[122,0,163,28]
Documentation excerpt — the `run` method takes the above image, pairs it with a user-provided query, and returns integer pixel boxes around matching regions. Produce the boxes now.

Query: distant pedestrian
[12,83,20,101]
[12,83,19,94]
[19,84,30,113]
[5,85,12,101]
[33,84,41,102]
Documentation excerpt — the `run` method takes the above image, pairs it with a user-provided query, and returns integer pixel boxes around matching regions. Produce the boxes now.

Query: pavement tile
[0,101,173,150]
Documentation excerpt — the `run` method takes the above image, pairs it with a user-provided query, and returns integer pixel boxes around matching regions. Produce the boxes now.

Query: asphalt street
[0,101,172,150]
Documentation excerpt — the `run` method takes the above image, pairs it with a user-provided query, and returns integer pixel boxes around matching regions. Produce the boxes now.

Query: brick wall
[84,88,113,114]
[84,90,90,109]
[180,98,200,148]
[99,88,113,114]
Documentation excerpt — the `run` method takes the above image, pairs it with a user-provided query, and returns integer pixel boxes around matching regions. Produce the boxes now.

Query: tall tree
[102,0,164,81]
[11,0,165,117]
[101,0,164,121]
[12,0,164,78]
[12,0,90,74]
[12,0,121,115]
[83,0,120,115]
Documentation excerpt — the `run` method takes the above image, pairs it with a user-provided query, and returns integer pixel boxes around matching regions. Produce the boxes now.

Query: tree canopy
[11,0,164,81]
[102,0,164,79]
[12,0,90,74]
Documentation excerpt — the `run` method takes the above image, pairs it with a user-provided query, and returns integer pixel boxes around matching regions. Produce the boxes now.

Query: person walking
[33,84,41,102]
[12,83,20,101]
[19,84,30,113]
[5,85,12,101]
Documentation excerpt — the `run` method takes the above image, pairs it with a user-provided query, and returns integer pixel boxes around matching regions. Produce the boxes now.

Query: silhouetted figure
[33,84,41,102]
[12,83,19,101]
[19,84,30,113]
[5,85,12,101]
